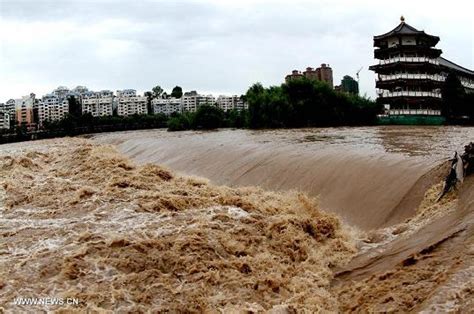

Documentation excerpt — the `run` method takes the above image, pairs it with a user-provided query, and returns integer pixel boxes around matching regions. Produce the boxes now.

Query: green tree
[15,123,28,140]
[152,85,164,98]
[226,109,248,128]
[171,86,183,98]
[441,73,466,119]
[167,112,194,131]
[68,95,82,118]
[463,93,474,121]
[246,83,266,128]
[144,91,153,114]
[193,104,224,129]
[245,78,379,128]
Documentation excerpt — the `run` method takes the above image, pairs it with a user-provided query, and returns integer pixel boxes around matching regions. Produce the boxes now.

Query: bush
[167,115,190,131]
[193,105,224,129]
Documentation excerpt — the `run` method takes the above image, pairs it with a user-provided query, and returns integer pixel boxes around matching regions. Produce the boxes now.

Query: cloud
[0,0,472,101]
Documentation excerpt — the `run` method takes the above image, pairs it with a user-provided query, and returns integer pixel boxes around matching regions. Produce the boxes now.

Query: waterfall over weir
[94,126,473,230]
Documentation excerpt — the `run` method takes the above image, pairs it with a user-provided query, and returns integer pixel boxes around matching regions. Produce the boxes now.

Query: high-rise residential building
[216,95,242,112]
[303,67,318,80]
[1,100,15,124]
[15,94,36,126]
[315,64,334,88]
[286,65,333,87]
[152,97,182,115]
[72,86,89,95]
[81,90,114,117]
[285,70,304,83]
[0,111,10,130]
[182,92,216,112]
[37,94,69,125]
[235,98,248,111]
[116,89,137,98]
[52,86,70,100]
[64,86,88,102]
[369,16,474,117]
[116,89,147,116]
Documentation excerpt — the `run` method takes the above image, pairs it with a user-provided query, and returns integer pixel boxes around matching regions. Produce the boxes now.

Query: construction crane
[356,67,363,83]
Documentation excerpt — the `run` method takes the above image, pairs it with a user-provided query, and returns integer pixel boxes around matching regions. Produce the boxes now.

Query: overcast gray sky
[0,0,473,102]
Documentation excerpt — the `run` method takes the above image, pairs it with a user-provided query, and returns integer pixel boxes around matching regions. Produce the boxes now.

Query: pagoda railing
[386,109,441,116]
[376,73,444,82]
[460,79,474,89]
[373,73,474,89]
[378,57,440,65]
[378,90,442,98]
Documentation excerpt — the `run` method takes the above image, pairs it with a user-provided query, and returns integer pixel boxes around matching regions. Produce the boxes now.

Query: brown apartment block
[15,94,36,127]
[316,64,333,88]
[286,64,334,88]
[303,67,318,80]
[285,70,304,82]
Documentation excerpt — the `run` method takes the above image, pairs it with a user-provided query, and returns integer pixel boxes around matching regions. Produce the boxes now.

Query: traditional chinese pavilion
[369,17,474,124]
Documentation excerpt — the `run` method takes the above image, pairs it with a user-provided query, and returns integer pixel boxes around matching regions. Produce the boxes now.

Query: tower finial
[400,15,405,23]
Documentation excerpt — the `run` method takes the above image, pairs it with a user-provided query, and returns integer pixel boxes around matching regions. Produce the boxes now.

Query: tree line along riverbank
[1,76,473,144]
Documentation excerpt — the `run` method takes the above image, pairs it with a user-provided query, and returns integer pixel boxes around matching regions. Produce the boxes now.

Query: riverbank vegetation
[2,75,472,144]
[441,73,474,123]
[167,105,248,131]
[0,114,169,144]
[245,79,380,128]
[167,78,380,131]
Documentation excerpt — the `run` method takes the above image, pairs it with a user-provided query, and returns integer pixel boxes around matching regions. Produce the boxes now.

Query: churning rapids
[1,126,473,312]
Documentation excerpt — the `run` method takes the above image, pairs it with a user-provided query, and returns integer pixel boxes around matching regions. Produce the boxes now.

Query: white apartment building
[116,89,137,97]
[182,92,216,112]
[52,86,70,99]
[1,100,15,123]
[152,97,182,115]
[0,112,10,129]
[215,95,248,112]
[216,95,235,112]
[72,86,89,95]
[236,98,248,111]
[81,90,114,117]
[37,94,69,125]
[116,89,148,116]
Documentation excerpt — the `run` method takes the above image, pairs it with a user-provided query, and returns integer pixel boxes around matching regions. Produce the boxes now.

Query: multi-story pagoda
[369,16,444,117]
[370,17,474,124]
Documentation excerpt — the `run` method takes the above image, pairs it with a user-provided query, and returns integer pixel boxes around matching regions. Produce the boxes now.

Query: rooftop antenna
[356,67,363,83]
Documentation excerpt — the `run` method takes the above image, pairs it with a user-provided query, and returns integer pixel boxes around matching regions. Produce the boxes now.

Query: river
[1,126,472,312]
[94,126,474,230]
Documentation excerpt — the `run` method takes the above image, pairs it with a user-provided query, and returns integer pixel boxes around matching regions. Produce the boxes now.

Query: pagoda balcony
[374,47,442,59]
[375,73,444,82]
[377,90,442,98]
[383,109,441,116]
[377,56,439,66]
[460,79,474,89]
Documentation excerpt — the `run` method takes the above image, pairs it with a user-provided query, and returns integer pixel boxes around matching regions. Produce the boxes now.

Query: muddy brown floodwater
[1,126,473,312]
[95,126,474,230]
